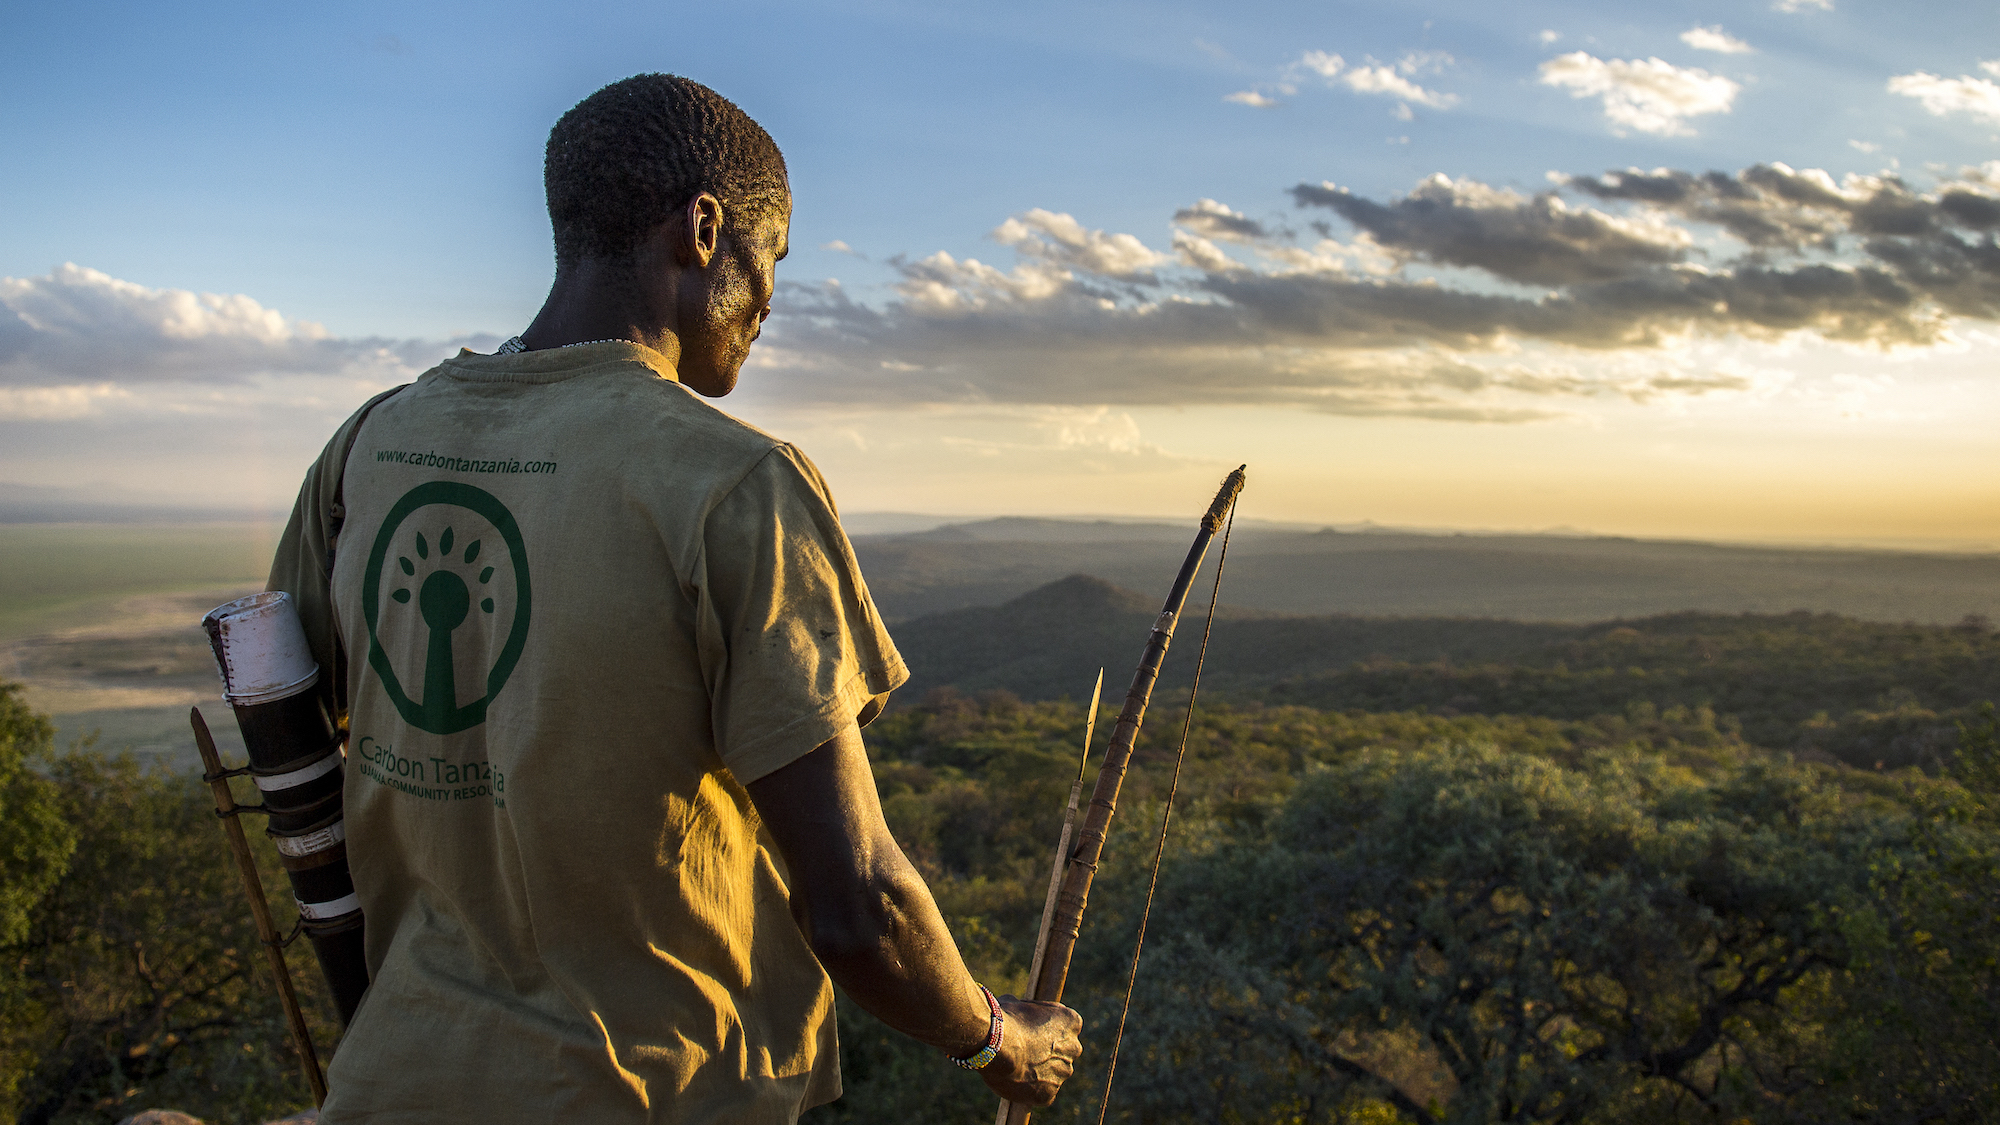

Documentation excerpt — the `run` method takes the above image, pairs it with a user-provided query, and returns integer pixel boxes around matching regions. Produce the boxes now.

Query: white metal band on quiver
[203,592,370,1025]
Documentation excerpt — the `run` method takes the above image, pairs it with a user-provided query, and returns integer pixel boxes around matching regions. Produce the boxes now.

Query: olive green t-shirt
[268,342,907,1123]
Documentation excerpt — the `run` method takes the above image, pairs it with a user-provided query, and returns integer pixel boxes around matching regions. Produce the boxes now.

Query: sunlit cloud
[1539,53,1740,137]
[1888,70,2000,125]
[1293,50,1459,110]
[992,209,1171,277]
[1225,90,1281,108]
[0,382,130,421]
[1679,26,1753,55]
[0,263,483,387]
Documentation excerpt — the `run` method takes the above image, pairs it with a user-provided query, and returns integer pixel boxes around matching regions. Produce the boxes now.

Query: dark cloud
[1940,189,2000,231]
[1566,166,1845,248]
[753,164,2000,417]
[1172,199,1270,243]
[1564,163,2000,251]
[759,264,1785,420]
[1290,176,1688,285]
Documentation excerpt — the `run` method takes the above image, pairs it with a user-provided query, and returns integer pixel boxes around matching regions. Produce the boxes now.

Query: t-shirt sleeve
[266,386,405,723]
[266,427,349,722]
[697,443,909,785]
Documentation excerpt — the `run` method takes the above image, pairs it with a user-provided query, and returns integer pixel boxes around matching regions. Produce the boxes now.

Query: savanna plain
[1,518,1995,1123]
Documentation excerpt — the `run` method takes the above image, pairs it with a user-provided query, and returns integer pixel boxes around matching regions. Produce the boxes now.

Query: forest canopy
[1,600,1996,1123]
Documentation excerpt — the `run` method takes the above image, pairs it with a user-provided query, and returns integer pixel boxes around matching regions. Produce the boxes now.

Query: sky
[4,0,1999,548]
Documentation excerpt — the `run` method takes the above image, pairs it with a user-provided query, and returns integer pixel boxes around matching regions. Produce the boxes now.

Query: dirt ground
[2,585,263,771]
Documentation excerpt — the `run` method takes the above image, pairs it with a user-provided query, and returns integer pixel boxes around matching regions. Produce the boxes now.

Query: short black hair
[544,74,789,266]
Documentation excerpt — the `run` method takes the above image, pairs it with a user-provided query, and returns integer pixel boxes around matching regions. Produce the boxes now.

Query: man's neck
[518,261,682,366]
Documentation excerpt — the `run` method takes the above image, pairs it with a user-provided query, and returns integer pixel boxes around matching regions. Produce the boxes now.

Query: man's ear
[679,193,723,268]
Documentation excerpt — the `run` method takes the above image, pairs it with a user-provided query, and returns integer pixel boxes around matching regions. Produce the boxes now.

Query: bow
[996,465,1246,1125]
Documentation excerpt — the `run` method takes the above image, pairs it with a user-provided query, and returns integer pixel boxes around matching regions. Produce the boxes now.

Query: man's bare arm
[746,723,1083,1105]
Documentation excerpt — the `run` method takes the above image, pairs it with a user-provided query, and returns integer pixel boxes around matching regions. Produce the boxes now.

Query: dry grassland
[0,524,280,768]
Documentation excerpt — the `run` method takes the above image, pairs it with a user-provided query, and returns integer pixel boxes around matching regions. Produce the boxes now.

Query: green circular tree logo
[362,482,532,735]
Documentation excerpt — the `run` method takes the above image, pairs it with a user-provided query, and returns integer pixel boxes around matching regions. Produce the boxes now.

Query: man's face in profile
[678,197,791,398]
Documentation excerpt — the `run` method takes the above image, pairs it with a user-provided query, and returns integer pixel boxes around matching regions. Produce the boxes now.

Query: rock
[114,1110,316,1125]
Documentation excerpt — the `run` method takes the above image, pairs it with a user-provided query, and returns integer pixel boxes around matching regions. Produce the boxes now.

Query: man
[269,74,1082,1122]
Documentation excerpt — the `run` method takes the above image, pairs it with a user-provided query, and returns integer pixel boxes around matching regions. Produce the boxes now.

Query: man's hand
[981,997,1084,1106]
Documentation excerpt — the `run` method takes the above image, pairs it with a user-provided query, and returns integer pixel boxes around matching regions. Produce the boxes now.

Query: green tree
[1767,707,2000,1120]
[0,683,79,1114]
[1112,744,1920,1123]
[0,684,73,946]
[1952,702,2000,801]
[0,689,335,1125]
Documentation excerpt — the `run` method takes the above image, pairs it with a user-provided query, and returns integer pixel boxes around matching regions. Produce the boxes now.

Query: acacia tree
[1110,744,1924,1124]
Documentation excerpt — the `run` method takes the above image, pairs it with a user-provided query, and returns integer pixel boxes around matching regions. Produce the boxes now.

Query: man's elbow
[804,865,926,968]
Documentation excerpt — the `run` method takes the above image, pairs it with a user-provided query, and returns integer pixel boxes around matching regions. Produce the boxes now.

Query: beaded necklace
[494,335,636,354]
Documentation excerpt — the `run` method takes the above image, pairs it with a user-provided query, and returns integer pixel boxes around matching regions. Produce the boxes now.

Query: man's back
[277,342,904,1122]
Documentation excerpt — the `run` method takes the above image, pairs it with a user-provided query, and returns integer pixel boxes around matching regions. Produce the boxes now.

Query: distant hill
[889,573,1576,705]
[854,519,2000,624]
[886,574,2000,770]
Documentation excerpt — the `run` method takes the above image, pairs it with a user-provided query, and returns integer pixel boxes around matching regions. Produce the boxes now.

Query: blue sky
[5,0,1999,545]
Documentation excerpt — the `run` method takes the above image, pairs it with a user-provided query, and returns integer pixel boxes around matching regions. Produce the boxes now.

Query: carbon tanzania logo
[362,481,531,735]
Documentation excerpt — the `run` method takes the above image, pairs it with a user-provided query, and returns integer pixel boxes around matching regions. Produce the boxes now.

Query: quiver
[204,592,370,1026]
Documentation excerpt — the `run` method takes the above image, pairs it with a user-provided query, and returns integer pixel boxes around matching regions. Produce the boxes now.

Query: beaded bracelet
[949,983,1004,1070]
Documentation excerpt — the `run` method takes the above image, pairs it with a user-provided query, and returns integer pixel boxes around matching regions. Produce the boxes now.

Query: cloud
[1341,65,1458,109]
[0,261,499,430]
[935,406,1192,466]
[1170,230,1243,273]
[1888,71,2000,124]
[1680,26,1753,54]
[1565,162,2000,248]
[1539,53,1740,136]
[991,209,1171,277]
[1290,175,1691,286]
[1172,199,1269,243]
[1297,51,1344,80]
[32,160,2000,432]
[0,383,130,421]
[1773,0,1831,10]
[1291,50,1459,110]
[747,160,2000,421]
[0,263,344,385]
[1225,90,1280,108]
[1539,30,1561,45]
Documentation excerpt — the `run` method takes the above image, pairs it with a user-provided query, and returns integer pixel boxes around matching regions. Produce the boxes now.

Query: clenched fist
[980,997,1085,1106]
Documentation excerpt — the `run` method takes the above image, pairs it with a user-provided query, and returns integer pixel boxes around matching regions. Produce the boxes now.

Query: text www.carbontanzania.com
[375,449,558,474]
